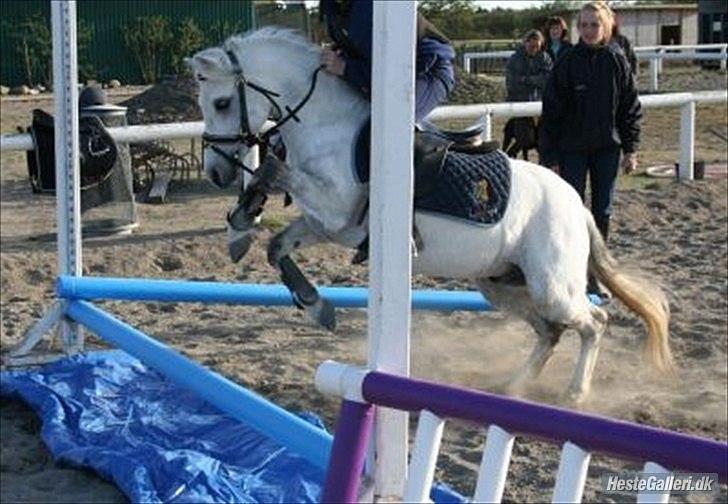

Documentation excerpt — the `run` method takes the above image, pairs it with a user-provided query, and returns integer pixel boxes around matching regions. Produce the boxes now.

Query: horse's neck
[248,48,368,160]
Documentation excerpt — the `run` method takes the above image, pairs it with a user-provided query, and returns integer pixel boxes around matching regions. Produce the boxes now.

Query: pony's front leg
[267,217,336,331]
[227,153,290,263]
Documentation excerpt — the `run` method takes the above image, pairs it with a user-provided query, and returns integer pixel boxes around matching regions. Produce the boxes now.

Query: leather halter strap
[201,48,324,176]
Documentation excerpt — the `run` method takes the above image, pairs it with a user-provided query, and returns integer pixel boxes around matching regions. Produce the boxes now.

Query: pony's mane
[225,26,319,63]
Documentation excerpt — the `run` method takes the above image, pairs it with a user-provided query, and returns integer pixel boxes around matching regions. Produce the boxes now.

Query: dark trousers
[560,147,621,239]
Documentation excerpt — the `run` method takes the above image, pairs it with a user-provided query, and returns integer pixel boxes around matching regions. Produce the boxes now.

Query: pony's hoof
[307,297,336,331]
[228,230,257,263]
[563,388,589,407]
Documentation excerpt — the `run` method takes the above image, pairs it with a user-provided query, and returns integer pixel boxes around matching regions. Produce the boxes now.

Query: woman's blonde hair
[578,1,615,44]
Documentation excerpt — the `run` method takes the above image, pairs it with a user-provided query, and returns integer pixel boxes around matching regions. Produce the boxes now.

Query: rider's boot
[351,224,424,265]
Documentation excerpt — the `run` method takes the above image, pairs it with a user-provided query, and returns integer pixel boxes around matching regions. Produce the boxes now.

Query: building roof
[561,3,697,13]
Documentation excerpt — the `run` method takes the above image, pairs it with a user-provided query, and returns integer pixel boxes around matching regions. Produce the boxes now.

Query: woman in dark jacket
[544,16,572,62]
[539,1,641,297]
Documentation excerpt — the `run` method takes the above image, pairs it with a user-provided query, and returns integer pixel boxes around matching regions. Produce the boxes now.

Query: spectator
[539,1,641,297]
[319,0,455,123]
[611,21,638,76]
[543,16,572,62]
[505,29,553,102]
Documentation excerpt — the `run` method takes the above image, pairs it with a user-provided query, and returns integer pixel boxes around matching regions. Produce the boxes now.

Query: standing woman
[539,1,641,244]
[543,16,572,62]
[539,1,641,297]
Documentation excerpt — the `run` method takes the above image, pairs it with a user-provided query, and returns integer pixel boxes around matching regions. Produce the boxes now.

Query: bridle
[201,49,325,177]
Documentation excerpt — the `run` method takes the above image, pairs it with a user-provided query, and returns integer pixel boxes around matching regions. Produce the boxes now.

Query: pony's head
[187,39,278,188]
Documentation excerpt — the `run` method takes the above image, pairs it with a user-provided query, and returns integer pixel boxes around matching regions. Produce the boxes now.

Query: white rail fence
[2,90,726,181]
[428,90,727,180]
[463,43,728,92]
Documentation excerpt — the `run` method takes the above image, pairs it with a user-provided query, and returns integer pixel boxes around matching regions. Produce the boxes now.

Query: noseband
[201,49,325,176]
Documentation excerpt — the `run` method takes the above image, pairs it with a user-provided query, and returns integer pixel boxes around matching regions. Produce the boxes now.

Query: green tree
[420,0,478,39]
[123,16,173,83]
[2,13,95,87]
[170,18,205,76]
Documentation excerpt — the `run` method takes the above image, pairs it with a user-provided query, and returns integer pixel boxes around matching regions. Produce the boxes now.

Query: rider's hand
[622,152,637,175]
[321,47,346,76]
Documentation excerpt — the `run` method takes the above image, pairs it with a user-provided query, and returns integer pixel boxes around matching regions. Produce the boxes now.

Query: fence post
[483,112,492,142]
[656,47,664,74]
[464,54,471,74]
[678,100,695,180]
[721,45,727,72]
[649,58,659,93]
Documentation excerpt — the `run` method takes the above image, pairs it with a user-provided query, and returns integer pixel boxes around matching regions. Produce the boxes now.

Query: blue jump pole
[64,300,333,472]
[57,275,493,311]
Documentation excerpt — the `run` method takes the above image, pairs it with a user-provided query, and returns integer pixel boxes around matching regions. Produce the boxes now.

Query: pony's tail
[586,212,676,376]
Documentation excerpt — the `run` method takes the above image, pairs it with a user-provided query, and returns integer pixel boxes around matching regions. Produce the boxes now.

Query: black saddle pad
[415,149,511,225]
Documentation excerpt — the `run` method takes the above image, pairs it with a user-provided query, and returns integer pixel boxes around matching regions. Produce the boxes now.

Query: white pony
[187,28,674,403]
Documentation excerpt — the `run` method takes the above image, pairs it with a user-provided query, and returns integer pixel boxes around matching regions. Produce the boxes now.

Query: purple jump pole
[362,371,728,481]
[320,400,375,503]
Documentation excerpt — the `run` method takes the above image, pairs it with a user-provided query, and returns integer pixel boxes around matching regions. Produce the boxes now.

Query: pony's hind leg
[475,279,564,394]
[507,315,565,394]
[565,305,608,404]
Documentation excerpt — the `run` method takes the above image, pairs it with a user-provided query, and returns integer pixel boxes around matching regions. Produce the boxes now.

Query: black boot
[595,216,610,243]
[352,236,369,265]
[351,224,425,265]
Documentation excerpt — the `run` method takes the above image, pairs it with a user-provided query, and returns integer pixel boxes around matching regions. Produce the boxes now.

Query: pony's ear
[188,48,228,77]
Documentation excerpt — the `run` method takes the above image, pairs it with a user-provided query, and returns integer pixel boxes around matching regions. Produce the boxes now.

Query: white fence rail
[463,43,728,92]
[427,90,727,180]
[2,91,726,181]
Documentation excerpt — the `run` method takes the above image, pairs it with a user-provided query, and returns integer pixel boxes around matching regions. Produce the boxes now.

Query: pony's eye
[214,97,231,111]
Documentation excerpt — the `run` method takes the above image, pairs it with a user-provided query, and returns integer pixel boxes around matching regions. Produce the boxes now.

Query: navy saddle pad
[415,149,511,225]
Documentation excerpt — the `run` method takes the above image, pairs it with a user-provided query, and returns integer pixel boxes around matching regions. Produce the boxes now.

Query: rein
[202,49,325,176]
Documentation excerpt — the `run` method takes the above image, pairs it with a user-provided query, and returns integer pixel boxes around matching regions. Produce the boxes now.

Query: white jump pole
[368,0,417,499]
[52,0,82,350]
[403,410,446,503]
[637,462,671,504]
[473,424,516,503]
[552,441,591,503]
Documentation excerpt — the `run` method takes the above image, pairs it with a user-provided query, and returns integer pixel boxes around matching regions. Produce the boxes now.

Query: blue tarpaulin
[0,350,325,503]
[1,349,465,503]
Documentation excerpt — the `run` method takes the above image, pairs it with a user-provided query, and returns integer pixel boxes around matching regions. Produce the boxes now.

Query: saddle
[25,109,118,193]
[351,120,509,264]
[354,118,500,200]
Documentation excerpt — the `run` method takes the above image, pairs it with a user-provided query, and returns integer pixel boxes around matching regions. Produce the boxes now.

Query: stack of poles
[316,362,728,503]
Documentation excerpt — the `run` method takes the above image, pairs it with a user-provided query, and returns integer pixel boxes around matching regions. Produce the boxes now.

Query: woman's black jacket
[539,41,641,167]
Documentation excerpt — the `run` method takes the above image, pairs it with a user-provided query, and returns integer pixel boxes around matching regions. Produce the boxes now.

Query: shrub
[123,16,173,83]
